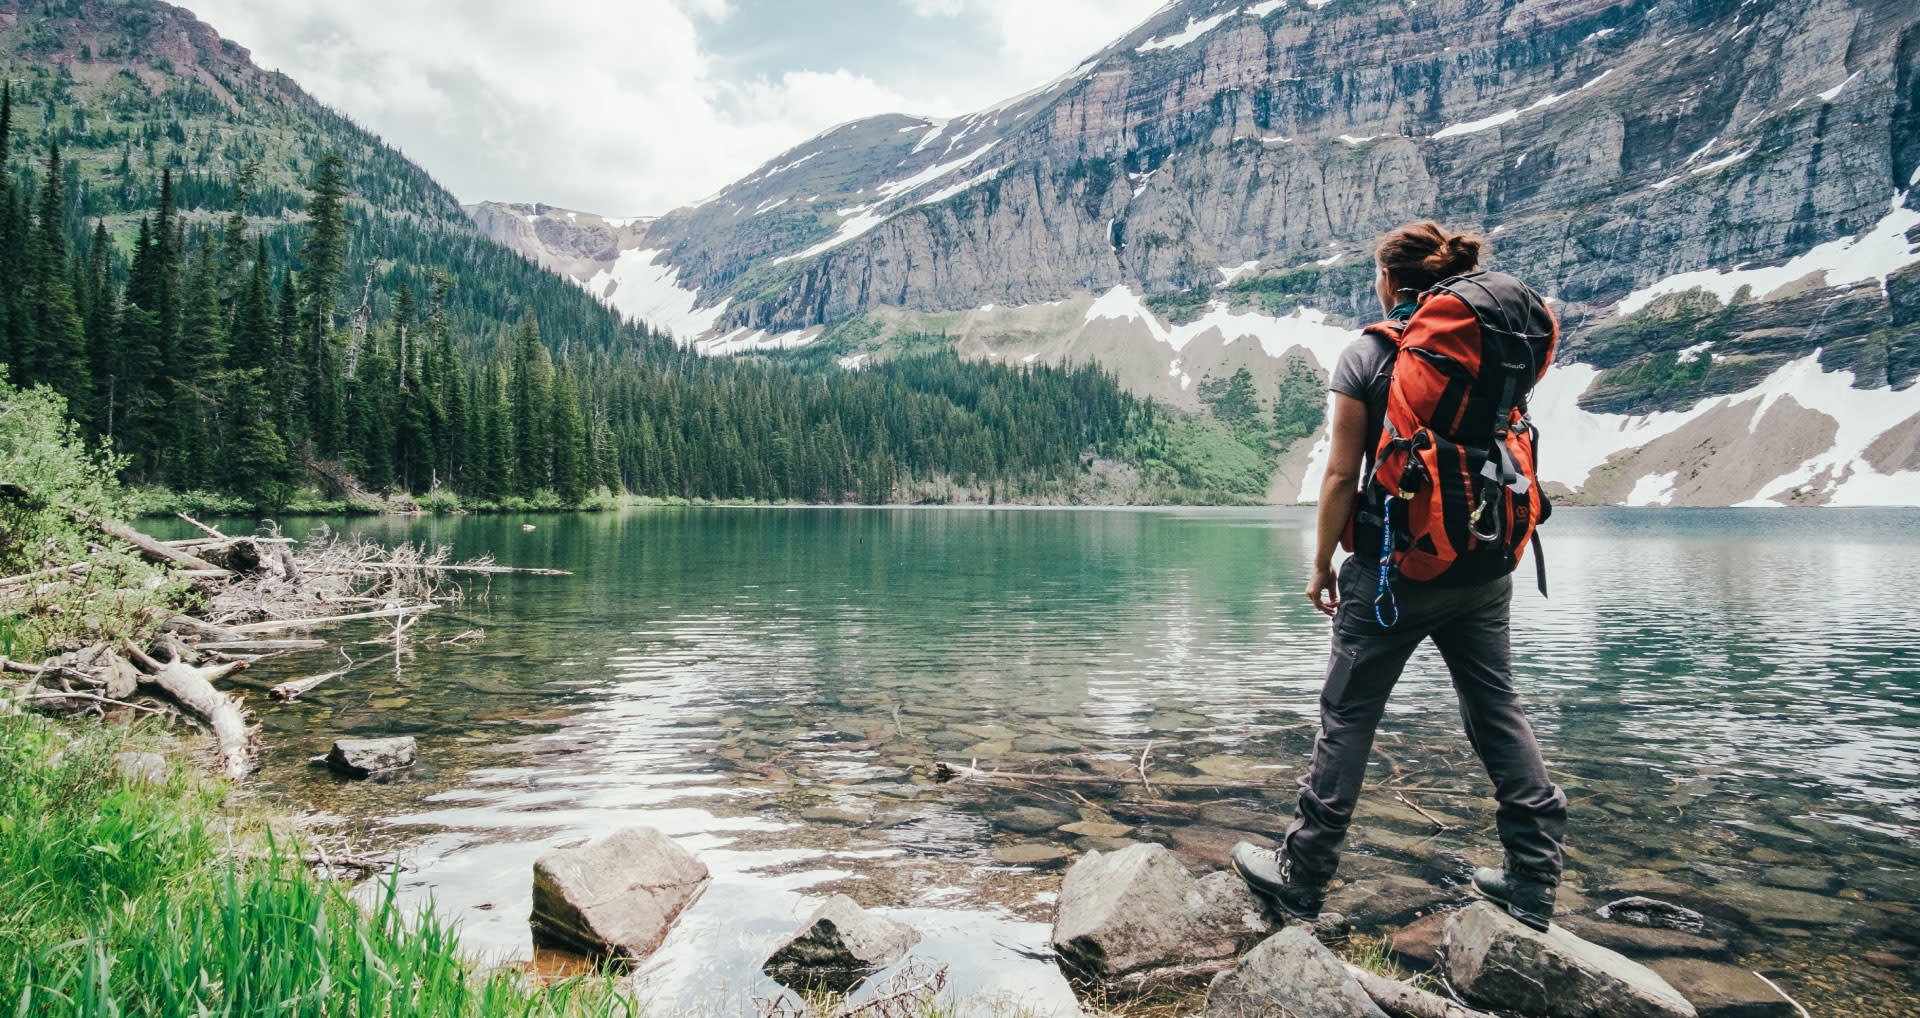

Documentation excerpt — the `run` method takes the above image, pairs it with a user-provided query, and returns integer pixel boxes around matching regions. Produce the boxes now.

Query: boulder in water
[762,893,921,994]
[1203,926,1388,1018]
[1446,902,1698,1018]
[324,736,416,778]
[1051,842,1270,991]
[530,827,709,963]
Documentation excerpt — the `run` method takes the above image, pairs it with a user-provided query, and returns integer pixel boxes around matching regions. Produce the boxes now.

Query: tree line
[0,85,1156,509]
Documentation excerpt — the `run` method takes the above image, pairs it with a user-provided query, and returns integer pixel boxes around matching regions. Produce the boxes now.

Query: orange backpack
[1345,271,1557,625]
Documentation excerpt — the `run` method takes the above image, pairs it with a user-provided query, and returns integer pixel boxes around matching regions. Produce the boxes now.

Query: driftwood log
[1342,963,1496,1018]
[125,642,254,780]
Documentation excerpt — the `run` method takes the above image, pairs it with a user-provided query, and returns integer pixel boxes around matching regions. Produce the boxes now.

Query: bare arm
[1306,393,1370,616]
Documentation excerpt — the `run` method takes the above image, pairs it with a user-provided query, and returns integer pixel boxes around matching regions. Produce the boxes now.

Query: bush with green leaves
[0,373,185,659]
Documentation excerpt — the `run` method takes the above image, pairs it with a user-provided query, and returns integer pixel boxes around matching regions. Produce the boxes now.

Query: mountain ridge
[471,0,1920,507]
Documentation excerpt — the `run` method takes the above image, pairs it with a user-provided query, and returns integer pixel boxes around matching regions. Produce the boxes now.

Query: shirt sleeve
[1328,334,1393,402]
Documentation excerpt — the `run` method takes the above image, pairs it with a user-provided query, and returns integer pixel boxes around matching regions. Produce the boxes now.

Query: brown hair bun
[1376,221,1486,292]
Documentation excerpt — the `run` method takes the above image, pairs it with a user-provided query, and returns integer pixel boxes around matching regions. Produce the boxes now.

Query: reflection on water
[175,507,1920,1014]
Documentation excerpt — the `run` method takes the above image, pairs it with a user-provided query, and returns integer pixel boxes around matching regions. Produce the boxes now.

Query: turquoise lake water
[173,506,1920,1014]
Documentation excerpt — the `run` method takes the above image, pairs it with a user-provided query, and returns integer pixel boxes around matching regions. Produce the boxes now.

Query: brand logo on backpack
[1345,271,1557,623]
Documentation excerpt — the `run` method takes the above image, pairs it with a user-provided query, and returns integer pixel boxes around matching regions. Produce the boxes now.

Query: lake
[176,506,1920,1015]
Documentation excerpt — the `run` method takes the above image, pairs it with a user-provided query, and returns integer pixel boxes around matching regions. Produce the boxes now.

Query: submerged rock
[1051,843,1270,990]
[1598,896,1708,934]
[324,736,416,778]
[1446,902,1698,1018]
[530,827,709,964]
[762,893,920,994]
[1203,926,1387,1018]
[1647,959,1798,1018]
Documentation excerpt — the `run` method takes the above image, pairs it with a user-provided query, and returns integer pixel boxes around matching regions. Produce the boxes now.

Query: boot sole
[1230,856,1321,923]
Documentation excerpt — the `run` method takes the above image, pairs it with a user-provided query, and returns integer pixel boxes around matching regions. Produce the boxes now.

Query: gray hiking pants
[1282,555,1568,887]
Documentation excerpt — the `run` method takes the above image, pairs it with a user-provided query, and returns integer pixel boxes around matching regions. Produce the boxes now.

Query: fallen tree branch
[930,759,1279,790]
[0,561,89,587]
[126,642,254,780]
[175,513,228,540]
[1394,792,1453,830]
[28,691,171,715]
[224,603,436,634]
[1751,971,1812,1018]
[271,652,352,701]
[197,639,328,652]
[323,561,571,576]
[1342,963,1496,1018]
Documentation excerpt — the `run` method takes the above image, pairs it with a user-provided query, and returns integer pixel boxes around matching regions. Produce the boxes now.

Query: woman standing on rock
[1231,221,1569,932]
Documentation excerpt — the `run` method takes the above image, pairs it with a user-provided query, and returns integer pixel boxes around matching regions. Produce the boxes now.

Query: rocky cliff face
[470,0,1920,506]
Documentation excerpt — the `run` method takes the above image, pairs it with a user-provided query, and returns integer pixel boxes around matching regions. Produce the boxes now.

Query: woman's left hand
[1306,561,1339,616]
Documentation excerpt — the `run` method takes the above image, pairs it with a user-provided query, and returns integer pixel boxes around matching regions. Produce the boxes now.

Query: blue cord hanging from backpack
[1374,494,1399,628]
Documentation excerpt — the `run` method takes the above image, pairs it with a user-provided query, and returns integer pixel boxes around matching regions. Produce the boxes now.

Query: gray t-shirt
[1328,331,1396,477]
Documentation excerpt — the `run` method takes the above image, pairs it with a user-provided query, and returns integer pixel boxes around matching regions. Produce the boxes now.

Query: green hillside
[0,0,1263,509]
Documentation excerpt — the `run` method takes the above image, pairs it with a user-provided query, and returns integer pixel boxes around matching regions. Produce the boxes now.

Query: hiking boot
[1471,866,1555,932]
[1229,842,1325,922]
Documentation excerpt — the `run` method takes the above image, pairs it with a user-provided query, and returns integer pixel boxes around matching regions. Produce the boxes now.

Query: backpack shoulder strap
[1362,318,1408,347]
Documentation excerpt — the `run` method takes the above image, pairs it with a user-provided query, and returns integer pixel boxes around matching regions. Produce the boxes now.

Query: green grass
[0,711,638,1017]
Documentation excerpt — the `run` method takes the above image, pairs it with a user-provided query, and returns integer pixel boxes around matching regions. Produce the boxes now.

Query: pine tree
[26,143,88,403]
[509,310,552,496]
[0,82,15,369]
[299,153,350,456]
[549,366,590,504]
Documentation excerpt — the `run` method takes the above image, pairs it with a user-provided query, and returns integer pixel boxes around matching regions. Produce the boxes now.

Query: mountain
[0,0,654,356]
[473,0,1920,507]
[0,0,1228,507]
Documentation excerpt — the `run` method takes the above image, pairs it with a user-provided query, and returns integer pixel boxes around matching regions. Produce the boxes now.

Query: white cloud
[905,0,1162,83]
[188,0,1160,215]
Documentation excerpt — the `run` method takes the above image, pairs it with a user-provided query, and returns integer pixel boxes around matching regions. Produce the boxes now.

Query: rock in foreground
[324,736,415,778]
[1051,842,1271,990]
[1446,902,1697,1018]
[530,827,709,963]
[1204,926,1387,1018]
[762,893,921,994]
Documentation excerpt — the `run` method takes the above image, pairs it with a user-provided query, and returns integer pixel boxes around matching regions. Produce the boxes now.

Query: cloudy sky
[187,0,1165,216]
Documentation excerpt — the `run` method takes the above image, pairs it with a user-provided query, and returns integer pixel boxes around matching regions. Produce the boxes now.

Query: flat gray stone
[1012,733,1081,753]
[1647,959,1797,1018]
[1447,902,1698,1018]
[1204,926,1387,1018]
[325,736,415,779]
[998,805,1072,834]
[1051,842,1267,988]
[115,751,167,784]
[762,893,920,994]
[530,827,709,963]
[992,843,1074,867]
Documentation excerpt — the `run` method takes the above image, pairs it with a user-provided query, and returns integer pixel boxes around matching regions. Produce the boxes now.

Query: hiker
[1232,221,1569,932]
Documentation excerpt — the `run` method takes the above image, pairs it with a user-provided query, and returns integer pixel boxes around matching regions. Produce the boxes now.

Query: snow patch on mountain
[1626,470,1679,507]
[1136,9,1235,52]
[1085,287,1353,366]
[877,142,998,200]
[1617,191,1920,315]
[586,249,729,343]
[1529,354,1920,505]
[776,206,891,264]
[919,164,1008,206]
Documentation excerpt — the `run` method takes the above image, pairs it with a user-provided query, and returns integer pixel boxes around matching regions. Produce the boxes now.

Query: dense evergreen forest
[0,78,1168,508]
[0,2,1270,509]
